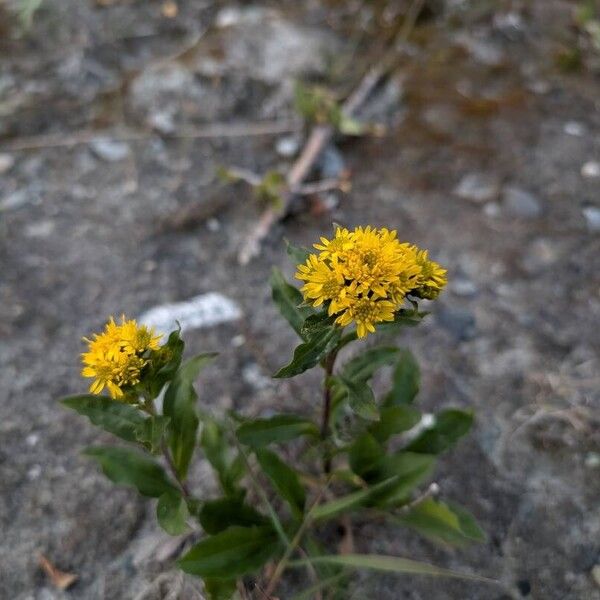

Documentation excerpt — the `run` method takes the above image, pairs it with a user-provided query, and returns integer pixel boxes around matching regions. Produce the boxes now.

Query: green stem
[140,395,191,499]
[320,350,338,474]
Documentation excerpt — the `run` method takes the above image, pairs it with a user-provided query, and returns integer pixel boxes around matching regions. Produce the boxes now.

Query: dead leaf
[38,554,77,590]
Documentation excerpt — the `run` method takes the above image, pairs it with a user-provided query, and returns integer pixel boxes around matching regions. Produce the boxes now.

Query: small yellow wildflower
[81,316,162,399]
[411,248,448,300]
[295,226,447,337]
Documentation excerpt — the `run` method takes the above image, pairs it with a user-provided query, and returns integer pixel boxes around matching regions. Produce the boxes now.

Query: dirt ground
[1,1,599,599]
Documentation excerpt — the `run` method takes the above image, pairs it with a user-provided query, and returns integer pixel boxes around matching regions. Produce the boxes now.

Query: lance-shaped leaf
[289,553,495,584]
[236,414,319,448]
[395,498,485,546]
[368,406,421,443]
[135,415,170,454]
[147,328,185,397]
[270,268,313,338]
[157,490,189,535]
[198,497,268,535]
[201,418,244,496]
[366,452,436,508]
[178,526,280,579]
[341,346,400,383]
[383,349,420,406]
[84,446,177,497]
[312,476,407,521]
[255,448,306,518]
[378,308,429,333]
[163,353,217,479]
[203,578,237,600]
[274,321,341,378]
[285,239,311,265]
[348,432,384,479]
[329,376,379,421]
[61,395,145,443]
[405,409,474,454]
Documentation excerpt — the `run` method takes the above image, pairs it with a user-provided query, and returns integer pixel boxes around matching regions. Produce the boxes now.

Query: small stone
[138,292,242,335]
[435,305,476,341]
[26,433,39,447]
[231,334,246,347]
[0,153,15,174]
[503,186,543,218]
[0,189,29,211]
[585,453,600,468]
[148,110,176,135]
[319,145,345,179]
[206,218,221,232]
[90,138,131,162]
[450,277,478,297]
[582,207,600,232]
[483,202,501,218]
[454,173,499,204]
[27,464,42,480]
[25,220,55,238]
[581,161,600,179]
[275,135,300,158]
[564,121,586,136]
[455,33,506,67]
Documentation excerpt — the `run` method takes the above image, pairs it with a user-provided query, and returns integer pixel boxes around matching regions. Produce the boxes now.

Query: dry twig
[237,0,426,265]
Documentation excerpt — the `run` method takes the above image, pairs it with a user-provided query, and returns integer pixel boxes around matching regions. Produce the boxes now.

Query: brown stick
[237,0,426,265]
[0,120,300,153]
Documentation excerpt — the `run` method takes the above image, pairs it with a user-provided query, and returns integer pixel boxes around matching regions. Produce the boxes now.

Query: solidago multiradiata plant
[62,225,490,599]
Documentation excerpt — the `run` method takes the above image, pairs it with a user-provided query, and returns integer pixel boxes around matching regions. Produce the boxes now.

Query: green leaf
[203,578,237,600]
[274,323,341,378]
[330,376,379,421]
[396,498,485,546]
[341,347,401,383]
[178,526,280,579]
[312,476,405,521]
[406,409,474,454]
[300,311,335,338]
[164,353,217,479]
[367,453,436,507]
[368,406,421,443]
[200,418,244,496]
[383,350,420,406]
[348,433,384,479]
[378,309,428,333]
[255,448,306,518]
[61,395,145,443]
[135,415,170,454]
[147,328,185,397]
[289,554,495,584]
[198,497,268,535]
[270,268,313,338]
[157,490,189,535]
[236,414,319,448]
[285,239,311,265]
[84,446,177,497]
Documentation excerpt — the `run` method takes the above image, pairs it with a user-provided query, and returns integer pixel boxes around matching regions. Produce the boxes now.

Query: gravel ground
[1,1,599,599]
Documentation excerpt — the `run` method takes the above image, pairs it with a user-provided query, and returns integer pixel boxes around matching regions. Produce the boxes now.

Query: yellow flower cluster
[81,316,162,399]
[296,226,447,338]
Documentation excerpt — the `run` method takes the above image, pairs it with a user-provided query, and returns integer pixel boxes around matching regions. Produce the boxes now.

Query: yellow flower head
[411,248,448,300]
[81,316,162,399]
[295,226,447,337]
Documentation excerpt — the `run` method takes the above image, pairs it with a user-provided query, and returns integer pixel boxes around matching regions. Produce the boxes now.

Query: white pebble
[581,161,600,179]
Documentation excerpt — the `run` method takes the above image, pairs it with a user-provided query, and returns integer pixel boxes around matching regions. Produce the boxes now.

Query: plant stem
[140,396,191,499]
[320,350,338,474]
[263,480,331,598]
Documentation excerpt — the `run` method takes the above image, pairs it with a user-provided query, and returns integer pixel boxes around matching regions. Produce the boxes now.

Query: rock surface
[0,1,599,599]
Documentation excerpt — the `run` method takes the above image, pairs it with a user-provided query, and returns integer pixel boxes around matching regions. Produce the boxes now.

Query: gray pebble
[503,185,543,218]
[90,138,131,162]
